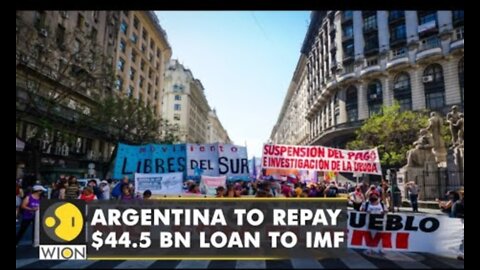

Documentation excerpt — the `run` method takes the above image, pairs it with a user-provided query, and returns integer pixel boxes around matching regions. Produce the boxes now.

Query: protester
[16,185,46,247]
[187,183,200,194]
[121,185,134,201]
[349,186,365,211]
[406,181,420,212]
[361,191,387,256]
[100,180,111,200]
[16,179,24,222]
[65,176,80,200]
[436,190,460,216]
[324,181,338,198]
[215,186,225,197]
[143,190,152,200]
[79,187,97,202]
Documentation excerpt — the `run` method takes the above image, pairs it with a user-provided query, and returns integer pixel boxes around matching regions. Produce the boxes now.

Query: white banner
[134,172,183,195]
[187,143,249,177]
[262,144,382,175]
[218,143,249,177]
[200,175,227,196]
[348,211,464,258]
[186,144,219,177]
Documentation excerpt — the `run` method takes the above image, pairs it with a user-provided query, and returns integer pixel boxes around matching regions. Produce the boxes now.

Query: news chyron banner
[262,144,382,175]
[39,199,347,260]
[113,143,249,180]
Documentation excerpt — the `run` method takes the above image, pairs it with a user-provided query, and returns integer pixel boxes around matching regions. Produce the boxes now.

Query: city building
[16,11,121,181]
[270,10,464,149]
[113,11,172,119]
[207,109,232,144]
[162,60,211,143]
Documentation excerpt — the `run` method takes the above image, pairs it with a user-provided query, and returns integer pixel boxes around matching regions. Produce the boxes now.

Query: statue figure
[446,105,461,146]
[455,113,464,147]
[407,128,436,167]
[426,111,447,165]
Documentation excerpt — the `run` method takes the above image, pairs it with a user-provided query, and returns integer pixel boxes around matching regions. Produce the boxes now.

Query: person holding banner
[215,186,225,197]
[361,191,388,256]
[349,186,365,211]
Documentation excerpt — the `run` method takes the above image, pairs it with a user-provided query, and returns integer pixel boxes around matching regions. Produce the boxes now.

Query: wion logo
[39,200,86,260]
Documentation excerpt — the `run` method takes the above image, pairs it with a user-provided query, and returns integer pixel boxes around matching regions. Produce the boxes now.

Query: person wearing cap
[100,180,111,200]
[16,184,45,247]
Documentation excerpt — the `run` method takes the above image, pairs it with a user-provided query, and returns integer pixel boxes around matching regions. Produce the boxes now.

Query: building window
[155,77,159,86]
[131,33,138,44]
[120,20,128,34]
[148,68,153,79]
[129,67,136,80]
[141,44,146,53]
[117,58,125,71]
[343,11,353,21]
[343,24,353,39]
[393,72,412,111]
[423,64,445,110]
[157,48,161,58]
[133,16,139,29]
[418,11,437,25]
[141,59,145,71]
[93,10,99,22]
[131,50,137,62]
[154,91,158,100]
[142,29,148,40]
[455,26,464,40]
[458,58,464,104]
[419,36,440,51]
[119,39,126,53]
[127,85,134,97]
[90,27,98,41]
[174,104,181,111]
[418,11,437,36]
[364,34,379,53]
[452,10,464,26]
[390,24,406,42]
[174,114,181,121]
[77,13,85,29]
[147,84,152,95]
[115,76,123,91]
[346,86,358,122]
[389,11,405,22]
[343,41,354,59]
[334,94,340,125]
[56,24,66,49]
[175,95,181,101]
[139,76,144,88]
[363,13,377,31]
[391,47,407,58]
[367,80,383,116]
[150,38,155,49]
[34,11,46,30]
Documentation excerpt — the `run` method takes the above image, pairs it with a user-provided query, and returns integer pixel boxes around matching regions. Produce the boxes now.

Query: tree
[89,96,180,178]
[347,103,436,168]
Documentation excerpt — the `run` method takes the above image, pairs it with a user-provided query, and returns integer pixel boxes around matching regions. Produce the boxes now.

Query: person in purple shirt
[16,185,46,247]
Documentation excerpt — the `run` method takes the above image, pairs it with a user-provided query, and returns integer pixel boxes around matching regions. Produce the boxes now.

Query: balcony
[387,48,409,69]
[360,64,380,77]
[390,36,407,47]
[452,11,464,27]
[417,37,442,60]
[450,26,464,51]
[364,46,379,56]
[363,25,378,34]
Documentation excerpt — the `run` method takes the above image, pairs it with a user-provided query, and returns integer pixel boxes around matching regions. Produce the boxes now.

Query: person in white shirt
[361,191,388,256]
[100,180,111,200]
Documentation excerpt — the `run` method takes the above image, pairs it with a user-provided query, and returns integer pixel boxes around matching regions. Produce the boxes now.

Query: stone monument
[427,111,447,167]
